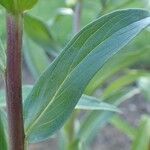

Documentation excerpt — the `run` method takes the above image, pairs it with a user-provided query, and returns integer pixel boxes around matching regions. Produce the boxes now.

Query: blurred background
[0,0,150,150]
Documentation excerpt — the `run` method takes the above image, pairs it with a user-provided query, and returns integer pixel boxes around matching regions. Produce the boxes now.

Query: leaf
[77,88,140,142]
[0,110,8,150]
[24,14,59,56]
[132,116,150,150]
[76,95,120,112]
[111,115,137,139]
[24,9,150,143]
[102,70,150,99]
[0,0,13,12]
[0,0,38,13]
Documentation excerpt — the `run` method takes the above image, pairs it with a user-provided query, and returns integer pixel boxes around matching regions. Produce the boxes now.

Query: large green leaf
[132,116,150,150]
[76,95,120,112]
[0,110,8,150]
[24,9,150,143]
[0,0,38,13]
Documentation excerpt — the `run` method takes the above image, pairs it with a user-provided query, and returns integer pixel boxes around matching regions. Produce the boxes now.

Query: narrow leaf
[76,95,120,112]
[77,88,140,142]
[111,115,137,139]
[24,9,150,143]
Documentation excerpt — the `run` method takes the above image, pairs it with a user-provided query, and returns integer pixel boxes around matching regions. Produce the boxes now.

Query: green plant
[0,0,150,150]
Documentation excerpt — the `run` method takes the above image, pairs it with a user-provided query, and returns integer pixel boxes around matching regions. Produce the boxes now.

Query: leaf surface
[76,95,120,112]
[24,9,150,142]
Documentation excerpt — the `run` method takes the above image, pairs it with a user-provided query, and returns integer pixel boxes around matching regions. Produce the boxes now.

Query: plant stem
[5,13,25,150]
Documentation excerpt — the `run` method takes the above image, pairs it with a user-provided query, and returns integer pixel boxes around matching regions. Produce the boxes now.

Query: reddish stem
[5,13,25,150]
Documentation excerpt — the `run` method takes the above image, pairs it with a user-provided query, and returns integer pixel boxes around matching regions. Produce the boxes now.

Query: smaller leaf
[111,115,137,139]
[77,88,140,143]
[76,95,120,112]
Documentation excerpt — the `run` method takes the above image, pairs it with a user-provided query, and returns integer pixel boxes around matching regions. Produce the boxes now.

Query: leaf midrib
[25,13,124,135]
[25,14,148,136]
